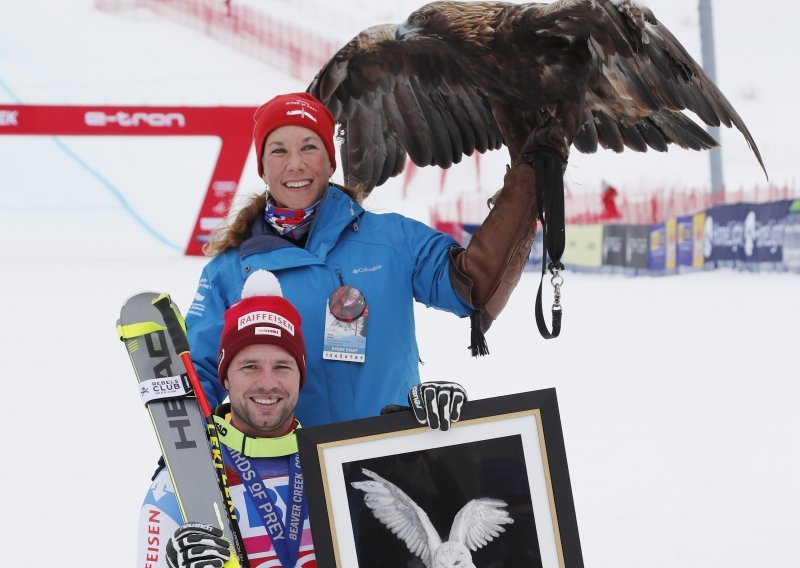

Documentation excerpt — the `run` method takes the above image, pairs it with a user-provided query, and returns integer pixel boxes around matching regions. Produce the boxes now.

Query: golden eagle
[308,0,766,197]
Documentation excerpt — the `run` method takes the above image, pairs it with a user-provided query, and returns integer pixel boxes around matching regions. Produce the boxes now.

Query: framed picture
[296,388,583,567]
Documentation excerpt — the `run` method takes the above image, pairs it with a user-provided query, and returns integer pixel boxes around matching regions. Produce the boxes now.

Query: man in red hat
[138,270,466,567]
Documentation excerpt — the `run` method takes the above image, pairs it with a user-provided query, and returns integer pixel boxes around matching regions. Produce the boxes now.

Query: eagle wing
[448,498,514,551]
[309,1,765,195]
[351,468,443,567]
[308,23,503,197]
[537,0,765,174]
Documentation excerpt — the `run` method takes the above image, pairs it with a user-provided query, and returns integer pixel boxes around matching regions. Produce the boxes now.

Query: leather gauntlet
[449,154,539,353]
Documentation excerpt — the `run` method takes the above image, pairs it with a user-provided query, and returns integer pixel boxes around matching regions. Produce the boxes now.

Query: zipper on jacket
[350,201,359,232]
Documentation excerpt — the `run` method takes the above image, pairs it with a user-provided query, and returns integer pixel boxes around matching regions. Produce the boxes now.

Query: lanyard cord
[222,446,307,567]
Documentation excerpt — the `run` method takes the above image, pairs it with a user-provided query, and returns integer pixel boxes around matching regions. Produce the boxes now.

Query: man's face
[222,344,300,437]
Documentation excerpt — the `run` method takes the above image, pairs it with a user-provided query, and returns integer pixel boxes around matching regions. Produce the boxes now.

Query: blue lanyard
[223,446,307,568]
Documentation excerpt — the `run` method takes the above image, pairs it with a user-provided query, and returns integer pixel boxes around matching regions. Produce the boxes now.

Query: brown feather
[307,0,766,195]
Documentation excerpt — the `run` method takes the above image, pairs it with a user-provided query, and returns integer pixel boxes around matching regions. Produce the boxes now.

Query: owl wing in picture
[448,498,514,551]
[351,468,443,567]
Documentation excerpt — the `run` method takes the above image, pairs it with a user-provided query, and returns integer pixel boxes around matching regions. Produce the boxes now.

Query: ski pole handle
[152,294,191,356]
[152,294,213,417]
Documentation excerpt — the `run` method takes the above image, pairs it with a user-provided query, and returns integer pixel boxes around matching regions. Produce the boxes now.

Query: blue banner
[705,201,792,266]
[704,204,748,266]
[676,215,694,267]
[750,201,792,263]
[648,222,667,271]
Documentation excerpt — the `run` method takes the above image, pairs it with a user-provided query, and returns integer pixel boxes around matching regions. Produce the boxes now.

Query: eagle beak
[396,22,414,41]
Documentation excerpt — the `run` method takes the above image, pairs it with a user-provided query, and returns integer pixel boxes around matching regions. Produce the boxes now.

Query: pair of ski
[118,292,249,567]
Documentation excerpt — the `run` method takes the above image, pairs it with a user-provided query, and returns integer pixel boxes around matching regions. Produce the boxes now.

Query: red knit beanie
[253,92,337,177]
[218,270,306,388]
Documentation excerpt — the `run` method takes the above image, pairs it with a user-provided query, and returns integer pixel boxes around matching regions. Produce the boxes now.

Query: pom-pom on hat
[253,92,337,177]
[217,270,306,388]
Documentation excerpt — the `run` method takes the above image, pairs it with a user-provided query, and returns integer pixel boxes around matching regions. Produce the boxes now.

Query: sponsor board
[624,225,649,269]
[602,225,626,267]
[705,202,792,266]
[85,110,186,128]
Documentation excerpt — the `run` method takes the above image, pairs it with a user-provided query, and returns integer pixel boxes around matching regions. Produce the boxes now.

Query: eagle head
[396,1,499,47]
[396,2,445,41]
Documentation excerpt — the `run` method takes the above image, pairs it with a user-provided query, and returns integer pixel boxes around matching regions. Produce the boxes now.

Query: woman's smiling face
[262,124,333,209]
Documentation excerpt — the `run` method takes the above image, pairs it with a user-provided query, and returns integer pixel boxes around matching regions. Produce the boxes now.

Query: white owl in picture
[351,468,514,568]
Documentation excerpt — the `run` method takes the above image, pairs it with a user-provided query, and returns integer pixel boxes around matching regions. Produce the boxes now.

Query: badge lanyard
[323,270,369,362]
[222,446,306,568]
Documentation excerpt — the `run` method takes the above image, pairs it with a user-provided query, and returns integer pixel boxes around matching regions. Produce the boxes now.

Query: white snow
[1,1,798,566]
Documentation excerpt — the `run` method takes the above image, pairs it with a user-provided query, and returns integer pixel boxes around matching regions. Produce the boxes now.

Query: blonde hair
[203,183,364,257]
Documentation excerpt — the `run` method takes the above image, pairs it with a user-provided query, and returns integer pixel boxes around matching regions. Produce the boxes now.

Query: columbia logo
[353,264,383,274]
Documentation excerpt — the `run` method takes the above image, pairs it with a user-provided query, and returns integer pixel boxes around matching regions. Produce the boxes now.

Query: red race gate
[0,104,256,255]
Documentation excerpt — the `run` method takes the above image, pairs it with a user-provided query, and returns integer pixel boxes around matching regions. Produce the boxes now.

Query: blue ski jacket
[186,185,472,426]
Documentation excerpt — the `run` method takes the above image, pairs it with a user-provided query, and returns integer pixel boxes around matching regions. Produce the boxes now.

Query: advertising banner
[784,200,800,271]
[563,224,603,268]
[692,212,706,268]
[676,215,694,266]
[665,218,676,270]
[624,225,649,269]
[677,213,706,268]
[749,201,792,264]
[704,204,748,266]
[0,104,255,255]
[602,225,626,267]
[705,201,792,266]
[648,222,666,271]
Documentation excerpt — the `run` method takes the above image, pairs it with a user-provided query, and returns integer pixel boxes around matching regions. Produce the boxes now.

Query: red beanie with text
[253,92,337,177]
[217,270,306,388]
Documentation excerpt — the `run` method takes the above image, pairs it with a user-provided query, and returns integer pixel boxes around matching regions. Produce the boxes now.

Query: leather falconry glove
[166,523,236,568]
[449,132,541,355]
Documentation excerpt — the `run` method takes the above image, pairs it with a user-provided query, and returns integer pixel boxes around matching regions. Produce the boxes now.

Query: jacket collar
[240,185,363,260]
[213,404,300,457]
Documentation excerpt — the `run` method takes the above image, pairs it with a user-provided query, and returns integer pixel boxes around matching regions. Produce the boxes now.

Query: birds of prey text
[308,0,766,199]
[351,468,514,568]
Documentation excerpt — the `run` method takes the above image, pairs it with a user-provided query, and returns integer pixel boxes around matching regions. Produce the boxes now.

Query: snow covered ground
[1,1,798,566]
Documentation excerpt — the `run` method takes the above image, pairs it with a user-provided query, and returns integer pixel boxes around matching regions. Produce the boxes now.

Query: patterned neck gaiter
[264,199,320,238]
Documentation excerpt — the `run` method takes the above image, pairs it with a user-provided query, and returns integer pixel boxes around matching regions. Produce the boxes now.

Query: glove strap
[527,149,565,339]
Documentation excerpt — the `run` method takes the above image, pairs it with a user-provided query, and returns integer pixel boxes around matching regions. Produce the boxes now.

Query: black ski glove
[166,523,232,568]
[408,381,467,432]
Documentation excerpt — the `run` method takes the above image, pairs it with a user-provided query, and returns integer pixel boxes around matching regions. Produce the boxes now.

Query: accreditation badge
[323,286,368,362]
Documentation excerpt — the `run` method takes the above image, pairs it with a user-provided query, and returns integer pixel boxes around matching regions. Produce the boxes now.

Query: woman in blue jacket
[186,92,540,427]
